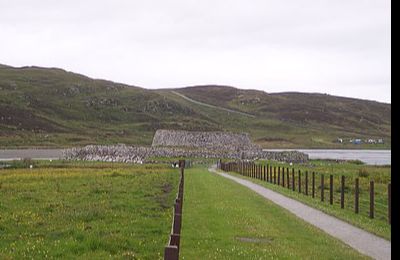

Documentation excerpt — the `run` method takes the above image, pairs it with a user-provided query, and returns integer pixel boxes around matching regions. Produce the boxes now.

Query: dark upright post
[341,175,345,209]
[270,165,272,183]
[312,172,315,198]
[263,165,266,181]
[298,170,301,193]
[287,168,290,189]
[321,174,324,202]
[292,168,295,191]
[278,167,280,185]
[370,181,374,219]
[355,178,359,214]
[330,175,333,205]
[388,183,391,224]
[305,171,308,195]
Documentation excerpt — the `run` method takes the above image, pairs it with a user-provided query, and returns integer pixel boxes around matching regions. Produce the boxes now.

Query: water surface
[263,149,391,165]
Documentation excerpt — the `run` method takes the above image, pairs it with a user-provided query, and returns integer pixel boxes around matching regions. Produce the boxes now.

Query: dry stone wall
[63,130,308,163]
[63,145,308,163]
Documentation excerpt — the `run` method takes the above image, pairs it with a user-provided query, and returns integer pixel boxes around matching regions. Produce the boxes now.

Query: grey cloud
[0,0,391,103]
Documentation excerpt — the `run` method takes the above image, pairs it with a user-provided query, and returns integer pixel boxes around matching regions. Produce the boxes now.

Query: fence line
[164,160,185,260]
[218,160,391,225]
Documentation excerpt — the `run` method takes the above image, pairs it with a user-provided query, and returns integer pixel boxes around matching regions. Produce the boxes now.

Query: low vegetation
[180,166,368,259]
[224,159,391,240]
[0,65,391,149]
[0,160,179,259]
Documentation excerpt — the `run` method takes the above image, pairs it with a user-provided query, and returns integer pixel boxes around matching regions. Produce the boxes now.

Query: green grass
[180,166,369,259]
[222,159,391,240]
[0,161,179,259]
[0,65,391,149]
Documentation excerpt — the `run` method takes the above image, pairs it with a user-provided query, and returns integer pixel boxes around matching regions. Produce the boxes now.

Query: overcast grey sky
[0,0,391,103]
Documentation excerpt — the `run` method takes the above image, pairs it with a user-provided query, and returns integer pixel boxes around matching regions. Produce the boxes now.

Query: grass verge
[180,166,369,259]
[0,161,179,259]
[223,160,391,240]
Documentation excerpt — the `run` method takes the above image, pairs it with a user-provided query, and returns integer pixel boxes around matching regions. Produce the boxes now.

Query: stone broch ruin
[63,129,308,163]
[152,129,258,151]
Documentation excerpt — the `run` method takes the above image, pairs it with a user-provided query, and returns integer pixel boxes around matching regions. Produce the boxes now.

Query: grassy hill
[0,65,391,148]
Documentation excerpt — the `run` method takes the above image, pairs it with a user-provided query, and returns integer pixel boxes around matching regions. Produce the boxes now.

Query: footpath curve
[209,165,391,260]
[171,91,256,118]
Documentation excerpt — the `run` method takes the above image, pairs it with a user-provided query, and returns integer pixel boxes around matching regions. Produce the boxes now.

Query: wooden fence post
[298,170,301,193]
[270,165,272,183]
[170,233,181,248]
[274,166,276,184]
[388,183,391,224]
[341,176,345,209]
[312,172,315,198]
[264,165,266,181]
[256,164,258,179]
[282,167,285,187]
[248,163,250,177]
[278,167,280,185]
[287,168,290,189]
[305,171,308,195]
[321,174,324,202]
[370,181,374,219]
[164,245,179,260]
[330,175,333,205]
[292,168,295,191]
[355,178,359,214]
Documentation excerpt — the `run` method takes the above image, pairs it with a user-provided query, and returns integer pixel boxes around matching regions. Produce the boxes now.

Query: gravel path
[171,91,256,118]
[209,166,391,260]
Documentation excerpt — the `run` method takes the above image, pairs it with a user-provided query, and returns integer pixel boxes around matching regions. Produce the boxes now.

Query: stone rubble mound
[63,144,308,163]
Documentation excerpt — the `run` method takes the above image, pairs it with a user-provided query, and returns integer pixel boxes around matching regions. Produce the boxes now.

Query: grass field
[0,161,179,259]
[0,65,391,149]
[180,166,369,259]
[223,159,391,240]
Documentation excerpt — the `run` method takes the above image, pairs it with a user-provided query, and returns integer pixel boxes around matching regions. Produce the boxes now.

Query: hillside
[0,65,391,148]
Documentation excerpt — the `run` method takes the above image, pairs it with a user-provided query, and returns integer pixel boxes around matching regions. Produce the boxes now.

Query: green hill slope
[0,65,391,148]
